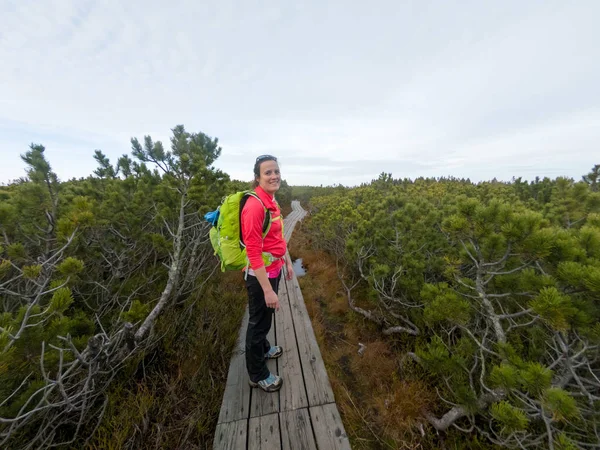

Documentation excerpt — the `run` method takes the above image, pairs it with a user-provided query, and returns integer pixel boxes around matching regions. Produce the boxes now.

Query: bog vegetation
[297,167,600,449]
[0,124,598,449]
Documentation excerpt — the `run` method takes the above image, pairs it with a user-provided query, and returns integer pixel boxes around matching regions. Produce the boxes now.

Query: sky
[1,0,599,186]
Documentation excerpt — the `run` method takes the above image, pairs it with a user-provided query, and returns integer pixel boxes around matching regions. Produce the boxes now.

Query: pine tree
[306,175,600,448]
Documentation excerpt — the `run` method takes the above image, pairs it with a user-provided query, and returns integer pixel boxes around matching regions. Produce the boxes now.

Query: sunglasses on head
[256,154,277,162]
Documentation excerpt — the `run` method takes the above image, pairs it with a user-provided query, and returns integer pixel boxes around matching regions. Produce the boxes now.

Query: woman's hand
[265,289,280,311]
[285,260,294,280]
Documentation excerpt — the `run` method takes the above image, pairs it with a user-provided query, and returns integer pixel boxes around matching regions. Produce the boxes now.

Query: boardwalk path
[214,201,351,450]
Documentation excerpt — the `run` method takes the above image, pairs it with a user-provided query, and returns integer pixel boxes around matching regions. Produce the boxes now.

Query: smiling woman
[251,154,280,191]
[240,155,294,392]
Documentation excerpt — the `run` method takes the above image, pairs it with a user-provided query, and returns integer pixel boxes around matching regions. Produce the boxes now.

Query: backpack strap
[239,192,271,249]
[261,208,271,235]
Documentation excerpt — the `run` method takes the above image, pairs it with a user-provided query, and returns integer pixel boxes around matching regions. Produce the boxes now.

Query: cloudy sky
[1,0,598,186]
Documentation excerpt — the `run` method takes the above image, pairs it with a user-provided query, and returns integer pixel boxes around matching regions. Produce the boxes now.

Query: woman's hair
[252,155,278,188]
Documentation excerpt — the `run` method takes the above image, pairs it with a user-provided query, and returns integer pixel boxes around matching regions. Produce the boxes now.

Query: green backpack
[206,191,274,272]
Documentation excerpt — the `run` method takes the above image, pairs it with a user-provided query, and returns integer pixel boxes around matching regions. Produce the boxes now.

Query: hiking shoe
[249,373,283,392]
[265,346,283,359]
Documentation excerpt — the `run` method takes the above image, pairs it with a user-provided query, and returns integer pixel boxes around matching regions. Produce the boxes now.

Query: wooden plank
[218,309,251,424]
[280,408,317,450]
[213,418,247,450]
[309,404,351,450]
[284,216,301,241]
[283,203,306,243]
[236,308,248,352]
[276,275,309,413]
[286,276,335,406]
[248,413,281,450]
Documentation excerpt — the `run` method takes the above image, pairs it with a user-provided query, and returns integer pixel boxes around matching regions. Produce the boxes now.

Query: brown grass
[329,294,350,316]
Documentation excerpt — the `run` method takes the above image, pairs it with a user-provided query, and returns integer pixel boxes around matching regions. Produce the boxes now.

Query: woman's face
[257,160,281,195]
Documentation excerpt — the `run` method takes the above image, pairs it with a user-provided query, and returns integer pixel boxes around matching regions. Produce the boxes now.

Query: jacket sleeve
[241,196,266,270]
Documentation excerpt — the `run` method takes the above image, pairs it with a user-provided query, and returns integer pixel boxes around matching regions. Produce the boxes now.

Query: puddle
[292,258,306,277]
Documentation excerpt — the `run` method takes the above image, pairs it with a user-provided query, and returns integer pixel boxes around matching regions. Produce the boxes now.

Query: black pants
[245,274,280,383]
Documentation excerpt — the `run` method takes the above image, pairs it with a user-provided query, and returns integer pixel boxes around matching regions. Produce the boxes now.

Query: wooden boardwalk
[214,201,351,450]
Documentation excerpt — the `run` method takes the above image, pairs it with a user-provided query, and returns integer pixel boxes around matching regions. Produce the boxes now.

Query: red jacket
[241,186,286,274]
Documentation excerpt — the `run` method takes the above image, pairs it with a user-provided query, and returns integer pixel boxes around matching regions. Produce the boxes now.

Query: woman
[241,154,294,392]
